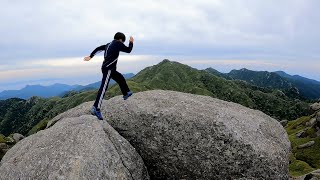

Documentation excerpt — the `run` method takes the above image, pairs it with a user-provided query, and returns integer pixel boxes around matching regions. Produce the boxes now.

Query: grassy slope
[227,68,293,90]
[132,60,309,120]
[286,112,320,176]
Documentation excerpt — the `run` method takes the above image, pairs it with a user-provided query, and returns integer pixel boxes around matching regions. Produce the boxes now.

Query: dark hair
[114,32,126,42]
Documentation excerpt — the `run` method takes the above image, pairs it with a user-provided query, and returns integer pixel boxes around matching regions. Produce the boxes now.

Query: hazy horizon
[1,57,319,92]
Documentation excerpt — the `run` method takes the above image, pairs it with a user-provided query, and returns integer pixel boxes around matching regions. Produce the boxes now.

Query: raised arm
[119,36,134,53]
[84,45,106,61]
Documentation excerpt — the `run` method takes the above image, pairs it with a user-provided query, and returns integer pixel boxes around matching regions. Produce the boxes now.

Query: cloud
[1,1,320,91]
[1,0,320,61]
[0,55,165,91]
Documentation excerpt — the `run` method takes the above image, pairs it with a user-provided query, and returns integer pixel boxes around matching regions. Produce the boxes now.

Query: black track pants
[93,68,130,110]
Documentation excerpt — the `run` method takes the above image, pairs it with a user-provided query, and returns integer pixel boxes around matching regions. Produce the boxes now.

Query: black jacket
[90,40,133,69]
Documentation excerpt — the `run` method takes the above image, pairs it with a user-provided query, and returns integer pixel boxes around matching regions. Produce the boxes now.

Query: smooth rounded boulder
[47,90,291,179]
[12,133,24,143]
[0,115,149,180]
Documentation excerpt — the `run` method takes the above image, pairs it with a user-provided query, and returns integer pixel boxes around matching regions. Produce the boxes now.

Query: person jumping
[84,32,134,120]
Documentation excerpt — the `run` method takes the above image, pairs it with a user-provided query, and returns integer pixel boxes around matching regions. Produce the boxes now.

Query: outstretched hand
[129,36,134,43]
[84,56,91,61]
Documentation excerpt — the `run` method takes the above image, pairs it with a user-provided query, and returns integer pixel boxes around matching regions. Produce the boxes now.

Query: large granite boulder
[46,90,291,179]
[0,115,149,180]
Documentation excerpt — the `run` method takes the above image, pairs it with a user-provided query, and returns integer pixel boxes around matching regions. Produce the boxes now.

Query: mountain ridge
[0,73,135,100]
[205,67,320,100]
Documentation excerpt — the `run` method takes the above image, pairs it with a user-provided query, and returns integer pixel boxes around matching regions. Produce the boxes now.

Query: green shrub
[0,134,6,143]
[27,119,49,136]
[289,158,314,177]
[306,127,317,138]
[286,113,320,177]
[286,116,311,135]
[295,138,320,169]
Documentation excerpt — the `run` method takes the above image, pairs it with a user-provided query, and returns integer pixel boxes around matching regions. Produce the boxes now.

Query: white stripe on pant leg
[106,58,118,67]
[98,70,111,109]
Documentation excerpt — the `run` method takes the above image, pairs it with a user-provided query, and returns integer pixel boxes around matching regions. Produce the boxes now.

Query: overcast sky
[1,0,320,91]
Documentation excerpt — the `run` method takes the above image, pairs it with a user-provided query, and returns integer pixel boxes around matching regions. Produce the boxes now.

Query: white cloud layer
[1,0,319,59]
[0,0,320,90]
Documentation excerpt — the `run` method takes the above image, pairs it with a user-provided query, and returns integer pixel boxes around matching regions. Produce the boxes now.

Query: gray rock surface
[316,129,320,137]
[0,143,9,150]
[0,115,149,180]
[12,133,24,143]
[47,90,291,179]
[280,119,289,127]
[306,118,317,127]
[309,169,320,180]
[0,143,10,154]
[310,103,320,112]
[290,169,320,180]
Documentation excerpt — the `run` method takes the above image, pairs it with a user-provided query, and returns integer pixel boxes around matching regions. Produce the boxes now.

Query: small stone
[310,103,320,112]
[13,133,25,143]
[296,130,307,138]
[0,143,9,149]
[297,141,315,149]
[299,169,320,180]
[306,118,317,127]
[316,130,320,137]
[280,120,288,127]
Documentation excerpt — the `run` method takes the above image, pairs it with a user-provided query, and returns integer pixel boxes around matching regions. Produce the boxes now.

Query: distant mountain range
[2,65,319,101]
[0,60,311,137]
[274,71,320,99]
[206,68,320,100]
[0,73,135,100]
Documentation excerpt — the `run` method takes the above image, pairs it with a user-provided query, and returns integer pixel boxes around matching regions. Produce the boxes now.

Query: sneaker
[123,91,133,100]
[90,106,104,120]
